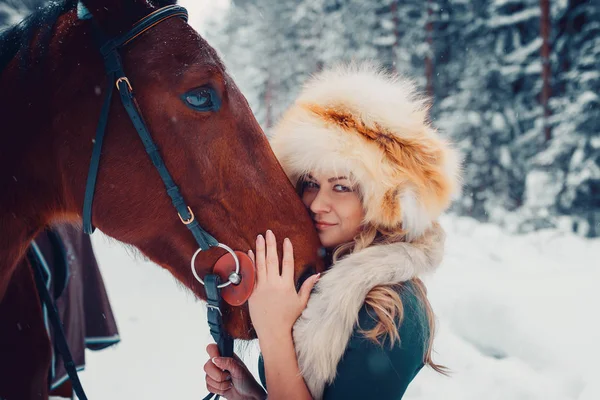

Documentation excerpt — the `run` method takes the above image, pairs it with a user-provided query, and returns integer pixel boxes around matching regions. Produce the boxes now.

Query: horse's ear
[155,0,178,6]
[79,0,176,36]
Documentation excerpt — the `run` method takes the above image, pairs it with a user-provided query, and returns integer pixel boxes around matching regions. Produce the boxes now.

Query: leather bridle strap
[201,275,233,400]
[28,242,89,400]
[81,69,114,234]
[82,5,217,252]
[80,6,234,400]
[205,275,234,356]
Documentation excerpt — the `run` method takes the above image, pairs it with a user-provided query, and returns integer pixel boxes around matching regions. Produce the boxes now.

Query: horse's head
[53,0,323,338]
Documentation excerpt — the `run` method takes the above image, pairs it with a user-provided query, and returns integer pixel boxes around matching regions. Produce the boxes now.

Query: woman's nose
[309,189,331,214]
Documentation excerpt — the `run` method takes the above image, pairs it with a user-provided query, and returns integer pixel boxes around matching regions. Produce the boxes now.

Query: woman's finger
[206,383,232,396]
[281,238,294,282]
[203,358,229,382]
[248,250,257,286]
[206,375,233,391]
[265,230,279,278]
[298,273,320,308]
[212,356,245,379]
[255,234,266,282]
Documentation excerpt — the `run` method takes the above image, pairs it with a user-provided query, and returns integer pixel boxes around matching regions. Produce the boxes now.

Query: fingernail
[248,250,254,255]
[284,237,290,244]
[266,229,273,238]
[212,357,223,366]
[257,234,263,241]
[315,273,321,281]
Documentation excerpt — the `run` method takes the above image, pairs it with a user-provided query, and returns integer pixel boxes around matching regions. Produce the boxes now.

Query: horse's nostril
[296,264,317,292]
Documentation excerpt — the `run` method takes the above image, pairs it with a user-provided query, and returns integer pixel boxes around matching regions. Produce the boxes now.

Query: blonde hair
[332,225,448,375]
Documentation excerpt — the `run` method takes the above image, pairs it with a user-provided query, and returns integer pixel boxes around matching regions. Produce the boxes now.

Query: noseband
[45,5,241,399]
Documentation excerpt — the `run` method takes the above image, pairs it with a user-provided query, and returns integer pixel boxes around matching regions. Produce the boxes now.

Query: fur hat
[270,63,461,240]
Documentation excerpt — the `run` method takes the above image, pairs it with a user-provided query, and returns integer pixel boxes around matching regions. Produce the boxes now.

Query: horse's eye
[183,87,220,111]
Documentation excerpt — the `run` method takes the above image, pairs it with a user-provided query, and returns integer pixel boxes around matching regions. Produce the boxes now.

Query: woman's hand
[203,343,266,400]
[248,230,320,342]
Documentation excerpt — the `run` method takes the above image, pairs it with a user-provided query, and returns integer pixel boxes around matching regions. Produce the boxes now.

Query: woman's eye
[302,181,319,190]
[183,88,220,111]
[334,184,352,192]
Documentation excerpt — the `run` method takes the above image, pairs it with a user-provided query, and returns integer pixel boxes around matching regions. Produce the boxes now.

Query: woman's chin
[318,233,338,249]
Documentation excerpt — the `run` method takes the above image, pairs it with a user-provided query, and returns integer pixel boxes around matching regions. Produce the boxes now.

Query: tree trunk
[540,0,552,141]
[425,0,434,98]
[265,73,273,129]
[391,0,400,73]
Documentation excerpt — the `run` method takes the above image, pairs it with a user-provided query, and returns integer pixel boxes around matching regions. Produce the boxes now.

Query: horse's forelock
[76,0,178,39]
[0,0,77,74]
[153,0,179,7]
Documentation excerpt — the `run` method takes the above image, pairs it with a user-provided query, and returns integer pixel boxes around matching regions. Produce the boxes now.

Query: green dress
[258,281,429,399]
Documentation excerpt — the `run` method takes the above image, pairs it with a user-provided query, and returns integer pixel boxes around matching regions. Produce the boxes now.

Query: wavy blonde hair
[332,225,448,375]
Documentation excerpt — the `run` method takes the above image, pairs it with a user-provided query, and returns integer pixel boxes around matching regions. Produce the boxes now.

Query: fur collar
[292,223,445,399]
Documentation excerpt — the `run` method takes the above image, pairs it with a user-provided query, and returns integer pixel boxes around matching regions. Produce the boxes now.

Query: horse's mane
[0,0,77,73]
[0,0,180,75]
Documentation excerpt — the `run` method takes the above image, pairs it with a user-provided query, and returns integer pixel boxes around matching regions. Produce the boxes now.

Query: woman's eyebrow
[328,176,349,183]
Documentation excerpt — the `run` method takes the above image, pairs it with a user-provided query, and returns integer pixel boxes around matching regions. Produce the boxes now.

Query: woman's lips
[315,221,337,230]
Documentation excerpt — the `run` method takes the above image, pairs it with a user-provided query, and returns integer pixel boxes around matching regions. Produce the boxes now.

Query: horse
[0,0,323,398]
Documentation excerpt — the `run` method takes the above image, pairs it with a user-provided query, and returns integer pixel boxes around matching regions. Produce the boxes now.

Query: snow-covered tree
[522,0,600,236]
[189,0,600,236]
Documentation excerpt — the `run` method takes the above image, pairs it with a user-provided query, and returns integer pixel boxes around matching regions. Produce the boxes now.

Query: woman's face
[300,172,365,249]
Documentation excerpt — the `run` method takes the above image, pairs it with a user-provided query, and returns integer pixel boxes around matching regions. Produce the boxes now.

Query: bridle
[37,5,240,400]
[81,5,241,290]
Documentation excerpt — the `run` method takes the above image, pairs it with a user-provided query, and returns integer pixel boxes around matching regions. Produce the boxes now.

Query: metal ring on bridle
[190,243,241,288]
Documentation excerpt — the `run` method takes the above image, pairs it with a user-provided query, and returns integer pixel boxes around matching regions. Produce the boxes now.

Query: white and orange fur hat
[270,62,462,241]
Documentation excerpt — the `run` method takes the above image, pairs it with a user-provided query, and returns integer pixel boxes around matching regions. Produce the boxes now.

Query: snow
[77,216,600,399]
[524,170,564,208]
[78,234,214,399]
[504,37,541,64]
[0,2,27,27]
[492,0,529,7]
[499,145,512,167]
[487,7,540,29]
[577,91,599,108]
[408,217,600,400]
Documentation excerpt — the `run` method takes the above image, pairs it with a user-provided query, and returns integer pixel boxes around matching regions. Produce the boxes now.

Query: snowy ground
[78,216,600,399]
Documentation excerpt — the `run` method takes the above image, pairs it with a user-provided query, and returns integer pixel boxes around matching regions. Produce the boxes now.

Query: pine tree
[371,0,427,89]
[524,0,600,236]
[207,1,272,126]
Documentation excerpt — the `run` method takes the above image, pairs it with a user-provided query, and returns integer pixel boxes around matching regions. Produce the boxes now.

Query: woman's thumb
[298,273,320,306]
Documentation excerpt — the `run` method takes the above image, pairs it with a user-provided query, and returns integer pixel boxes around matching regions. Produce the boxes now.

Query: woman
[203,63,461,399]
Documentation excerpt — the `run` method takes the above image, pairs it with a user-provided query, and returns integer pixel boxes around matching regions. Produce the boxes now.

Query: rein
[35,5,240,399]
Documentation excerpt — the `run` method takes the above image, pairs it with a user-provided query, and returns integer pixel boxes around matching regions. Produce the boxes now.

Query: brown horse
[0,0,322,398]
